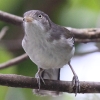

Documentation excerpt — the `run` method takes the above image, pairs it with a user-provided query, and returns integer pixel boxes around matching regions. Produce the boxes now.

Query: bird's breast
[22,26,74,69]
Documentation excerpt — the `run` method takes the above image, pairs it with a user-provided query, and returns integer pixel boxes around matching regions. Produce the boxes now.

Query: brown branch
[75,38,100,43]
[0,74,100,93]
[67,27,100,39]
[0,26,8,40]
[0,10,100,40]
[0,10,22,25]
[0,53,28,69]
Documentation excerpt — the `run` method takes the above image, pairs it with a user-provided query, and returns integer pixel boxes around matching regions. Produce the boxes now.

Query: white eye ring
[38,14,42,18]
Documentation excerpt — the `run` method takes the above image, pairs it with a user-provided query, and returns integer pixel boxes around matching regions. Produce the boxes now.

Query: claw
[72,75,80,96]
[68,61,80,96]
[36,77,41,90]
[36,68,45,90]
[39,74,45,85]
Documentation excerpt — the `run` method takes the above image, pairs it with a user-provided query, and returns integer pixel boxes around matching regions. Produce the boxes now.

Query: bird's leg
[68,61,80,96]
[36,68,45,90]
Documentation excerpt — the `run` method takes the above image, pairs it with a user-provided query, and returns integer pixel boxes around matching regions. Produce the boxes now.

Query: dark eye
[23,18,24,21]
[38,14,42,18]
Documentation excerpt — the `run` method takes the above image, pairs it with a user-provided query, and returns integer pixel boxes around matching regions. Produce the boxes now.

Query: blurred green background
[0,0,100,100]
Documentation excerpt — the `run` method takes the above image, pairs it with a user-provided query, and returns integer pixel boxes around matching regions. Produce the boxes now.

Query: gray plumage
[22,10,78,96]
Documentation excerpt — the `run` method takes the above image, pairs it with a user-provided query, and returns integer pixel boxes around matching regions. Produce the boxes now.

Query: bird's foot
[36,68,45,90]
[72,75,80,96]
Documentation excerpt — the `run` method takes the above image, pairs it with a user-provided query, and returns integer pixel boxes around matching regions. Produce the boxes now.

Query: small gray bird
[22,10,79,96]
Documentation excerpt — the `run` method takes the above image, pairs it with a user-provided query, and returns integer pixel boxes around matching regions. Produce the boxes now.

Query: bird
[22,10,80,96]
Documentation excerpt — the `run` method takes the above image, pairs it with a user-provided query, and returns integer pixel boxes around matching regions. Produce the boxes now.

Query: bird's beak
[23,17,33,22]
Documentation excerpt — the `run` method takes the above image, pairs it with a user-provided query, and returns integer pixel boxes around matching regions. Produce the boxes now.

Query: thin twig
[0,26,8,40]
[66,27,100,39]
[0,53,28,69]
[75,38,100,43]
[0,74,100,93]
[0,10,22,25]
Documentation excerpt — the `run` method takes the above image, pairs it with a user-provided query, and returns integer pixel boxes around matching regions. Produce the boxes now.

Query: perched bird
[22,10,80,96]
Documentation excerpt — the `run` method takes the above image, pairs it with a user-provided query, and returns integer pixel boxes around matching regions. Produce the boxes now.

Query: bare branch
[0,74,100,93]
[0,26,8,40]
[0,53,28,69]
[75,38,100,43]
[67,27,100,39]
[0,10,22,25]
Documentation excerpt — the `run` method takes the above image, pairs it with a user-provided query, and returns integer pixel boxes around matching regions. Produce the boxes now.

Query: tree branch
[67,27,100,39]
[75,38,100,43]
[0,74,100,93]
[0,53,28,69]
[0,10,100,41]
[0,10,22,25]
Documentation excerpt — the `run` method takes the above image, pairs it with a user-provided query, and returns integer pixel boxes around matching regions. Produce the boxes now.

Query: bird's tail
[33,68,62,96]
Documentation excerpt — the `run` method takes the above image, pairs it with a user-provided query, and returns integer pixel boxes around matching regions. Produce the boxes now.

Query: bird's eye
[38,14,42,18]
[23,18,25,21]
